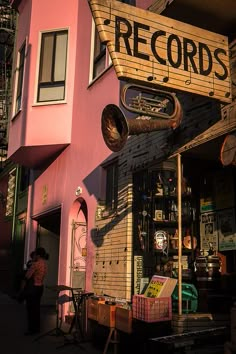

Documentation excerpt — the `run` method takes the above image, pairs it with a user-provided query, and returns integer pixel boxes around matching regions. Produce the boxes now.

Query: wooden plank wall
[93,90,235,301]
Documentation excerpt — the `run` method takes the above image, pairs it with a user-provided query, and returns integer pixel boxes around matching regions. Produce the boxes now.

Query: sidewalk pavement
[0,291,109,354]
[0,291,228,354]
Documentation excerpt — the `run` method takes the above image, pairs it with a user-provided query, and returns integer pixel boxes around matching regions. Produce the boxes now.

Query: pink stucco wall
[10,0,120,289]
[8,0,79,160]
[137,0,154,8]
[9,0,154,291]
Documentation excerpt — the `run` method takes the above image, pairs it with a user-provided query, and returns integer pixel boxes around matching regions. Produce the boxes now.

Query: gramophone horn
[101,104,129,152]
[101,84,183,152]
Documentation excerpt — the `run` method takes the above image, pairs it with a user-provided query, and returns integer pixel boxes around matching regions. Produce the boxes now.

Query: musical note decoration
[163,62,169,83]
[185,66,191,85]
[209,74,214,96]
[147,60,156,81]
[225,77,231,98]
[104,2,111,25]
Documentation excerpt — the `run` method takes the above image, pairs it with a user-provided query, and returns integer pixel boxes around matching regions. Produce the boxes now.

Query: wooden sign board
[89,0,231,103]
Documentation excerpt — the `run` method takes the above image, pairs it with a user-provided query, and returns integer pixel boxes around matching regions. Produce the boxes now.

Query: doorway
[70,200,87,290]
[36,209,61,305]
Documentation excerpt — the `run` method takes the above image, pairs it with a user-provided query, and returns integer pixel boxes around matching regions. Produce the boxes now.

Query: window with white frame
[15,42,26,114]
[90,21,111,82]
[37,30,68,103]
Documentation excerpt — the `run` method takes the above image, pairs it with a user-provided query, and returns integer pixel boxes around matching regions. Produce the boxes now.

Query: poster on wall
[134,256,143,295]
[218,208,236,251]
[200,212,218,251]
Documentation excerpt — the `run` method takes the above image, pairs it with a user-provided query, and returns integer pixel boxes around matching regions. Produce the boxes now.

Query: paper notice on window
[200,212,218,251]
[218,208,236,251]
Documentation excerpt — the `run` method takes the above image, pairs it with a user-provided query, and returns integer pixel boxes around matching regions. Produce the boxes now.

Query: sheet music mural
[92,232,132,297]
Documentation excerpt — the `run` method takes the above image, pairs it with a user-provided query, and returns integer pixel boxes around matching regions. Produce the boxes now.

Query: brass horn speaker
[101,84,183,152]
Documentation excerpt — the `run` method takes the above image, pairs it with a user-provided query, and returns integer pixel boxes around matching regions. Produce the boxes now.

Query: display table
[59,289,93,348]
[34,284,77,341]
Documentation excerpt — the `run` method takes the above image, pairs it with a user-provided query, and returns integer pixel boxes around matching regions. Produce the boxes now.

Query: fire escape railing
[0,2,17,170]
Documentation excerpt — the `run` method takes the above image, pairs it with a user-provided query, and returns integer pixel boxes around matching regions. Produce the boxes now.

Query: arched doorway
[70,199,87,290]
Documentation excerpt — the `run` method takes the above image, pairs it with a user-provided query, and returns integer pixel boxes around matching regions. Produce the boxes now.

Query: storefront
[90,0,236,310]
[132,140,236,314]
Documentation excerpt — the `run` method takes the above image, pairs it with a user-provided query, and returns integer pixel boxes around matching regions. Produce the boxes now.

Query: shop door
[71,221,87,290]
[39,227,60,305]
[13,216,26,292]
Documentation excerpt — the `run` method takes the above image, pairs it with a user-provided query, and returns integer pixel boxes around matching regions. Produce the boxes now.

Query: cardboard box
[115,307,132,333]
[87,297,105,321]
[144,275,177,298]
[98,303,116,327]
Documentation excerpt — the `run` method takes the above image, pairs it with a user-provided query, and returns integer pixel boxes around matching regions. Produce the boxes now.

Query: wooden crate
[87,297,105,321]
[98,303,116,328]
[115,307,132,333]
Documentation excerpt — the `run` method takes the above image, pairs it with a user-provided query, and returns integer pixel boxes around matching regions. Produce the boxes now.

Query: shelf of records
[151,207,236,253]
[153,197,193,224]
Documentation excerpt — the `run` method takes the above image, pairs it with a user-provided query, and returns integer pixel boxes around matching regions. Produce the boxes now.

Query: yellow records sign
[89,0,231,103]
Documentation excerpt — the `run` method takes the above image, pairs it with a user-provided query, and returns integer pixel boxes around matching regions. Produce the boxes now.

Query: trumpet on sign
[101,84,183,152]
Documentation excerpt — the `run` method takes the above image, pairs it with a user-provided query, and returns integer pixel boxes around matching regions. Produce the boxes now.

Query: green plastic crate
[172,283,198,313]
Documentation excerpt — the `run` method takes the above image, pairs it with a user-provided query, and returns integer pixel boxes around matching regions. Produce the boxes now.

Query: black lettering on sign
[199,42,212,76]
[115,16,132,55]
[133,21,149,60]
[151,30,166,65]
[167,34,182,69]
[214,48,228,80]
[114,16,228,82]
[183,37,198,73]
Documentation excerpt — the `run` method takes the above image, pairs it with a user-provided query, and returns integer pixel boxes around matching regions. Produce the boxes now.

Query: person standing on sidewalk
[23,247,49,335]
[16,250,37,303]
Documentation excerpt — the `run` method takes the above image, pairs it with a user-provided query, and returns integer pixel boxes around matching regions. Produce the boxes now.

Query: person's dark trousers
[25,285,44,334]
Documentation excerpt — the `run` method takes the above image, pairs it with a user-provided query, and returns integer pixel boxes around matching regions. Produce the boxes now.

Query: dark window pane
[105,162,118,210]
[93,27,106,79]
[37,30,68,102]
[15,43,26,112]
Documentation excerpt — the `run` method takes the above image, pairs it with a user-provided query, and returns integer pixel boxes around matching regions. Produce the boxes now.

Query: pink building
[8,0,123,303]
[7,0,236,323]
[8,0,156,305]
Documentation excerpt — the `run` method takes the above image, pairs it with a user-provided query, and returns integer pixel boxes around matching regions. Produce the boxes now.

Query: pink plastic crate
[132,295,172,323]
